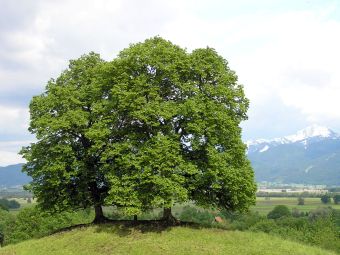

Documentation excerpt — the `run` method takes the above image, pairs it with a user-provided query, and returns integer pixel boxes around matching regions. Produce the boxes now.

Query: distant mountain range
[0,163,30,187]
[247,125,340,185]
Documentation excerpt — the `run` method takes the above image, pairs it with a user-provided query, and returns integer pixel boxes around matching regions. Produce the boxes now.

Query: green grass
[0,224,336,255]
[252,197,340,215]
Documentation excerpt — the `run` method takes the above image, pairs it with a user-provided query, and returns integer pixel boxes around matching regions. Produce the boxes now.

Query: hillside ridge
[0,225,335,255]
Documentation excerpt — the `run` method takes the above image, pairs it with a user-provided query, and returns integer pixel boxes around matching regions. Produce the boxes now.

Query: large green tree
[21,53,111,222]
[103,38,256,219]
[21,37,256,223]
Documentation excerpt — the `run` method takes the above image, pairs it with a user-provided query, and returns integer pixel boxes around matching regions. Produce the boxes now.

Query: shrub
[333,194,340,205]
[321,194,331,204]
[297,197,304,205]
[4,206,93,244]
[292,208,305,218]
[0,204,8,211]
[250,215,340,253]
[221,211,264,230]
[0,208,16,245]
[267,205,291,219]
[179,205,215,226]
[308,207,333,221]
[249,219,277,233]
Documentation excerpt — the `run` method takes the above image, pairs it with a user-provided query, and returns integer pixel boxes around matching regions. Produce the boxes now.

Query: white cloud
[0,140,33,152]
[221,8,340,135]
[0,105,29,136]
[0,140,33,166]
[0,150,25,167]
[1,0,340,144]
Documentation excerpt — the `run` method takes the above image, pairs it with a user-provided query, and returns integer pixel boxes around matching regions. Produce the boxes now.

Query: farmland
[4,196,340,217]
[252,197,340,215]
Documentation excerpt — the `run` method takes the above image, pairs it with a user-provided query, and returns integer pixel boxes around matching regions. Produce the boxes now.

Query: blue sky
[1,0,340,166]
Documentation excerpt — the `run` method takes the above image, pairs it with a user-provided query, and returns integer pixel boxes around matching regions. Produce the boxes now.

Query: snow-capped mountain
[247,125,339,154]
[247,125,340,185]
[285,125,337,142]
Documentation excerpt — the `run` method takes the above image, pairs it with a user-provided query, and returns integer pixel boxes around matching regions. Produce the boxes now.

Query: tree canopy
[21,37,256,223]
[321,194,331,204]
[333,194,340,205]
[267,205,291,219]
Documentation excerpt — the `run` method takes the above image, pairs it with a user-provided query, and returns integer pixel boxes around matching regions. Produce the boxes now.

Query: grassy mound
[0,224,336,255]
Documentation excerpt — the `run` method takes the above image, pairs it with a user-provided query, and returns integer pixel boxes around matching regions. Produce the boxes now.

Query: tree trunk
[93,204,106,223]
[162,207,178,225]
[89,181,107,224]
[133,215,138,221]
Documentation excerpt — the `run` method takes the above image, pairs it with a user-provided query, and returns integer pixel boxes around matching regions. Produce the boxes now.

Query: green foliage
[0,208,16,246]
[308,207,333,221]
[178,205,215,226]
[0,204,8,211]
[332,209,340,230]
[291,208,307,218]
[250,215,340,253]
[321,194,331,204]
[333,194,340,204]
[21,37,256,218]
[249,219,277,233]
[20,52,107,220]
[267,205,291,219]
[3,206,93,245]
[221,210,264,230]
[104,37,256,214]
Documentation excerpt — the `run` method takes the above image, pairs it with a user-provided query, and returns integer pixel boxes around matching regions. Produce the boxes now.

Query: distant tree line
[321,194,340,205]
[257,191,325,198]
[0,190,33,199]
[327,187,340,193]
[0,199,20,210]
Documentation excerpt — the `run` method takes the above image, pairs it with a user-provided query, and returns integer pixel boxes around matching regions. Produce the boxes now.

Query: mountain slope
[0,225,335,255]
[0,163,30,187]
[247,125,340,185]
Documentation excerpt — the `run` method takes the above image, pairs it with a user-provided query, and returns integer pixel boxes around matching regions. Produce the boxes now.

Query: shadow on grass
[93,220,202,237]
[51,219,203,237]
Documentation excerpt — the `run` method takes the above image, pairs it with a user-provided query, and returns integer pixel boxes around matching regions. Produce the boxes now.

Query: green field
[0,225,336,255]
[5,196,340,218]
[102,197,340,219]
[252,197,340,215]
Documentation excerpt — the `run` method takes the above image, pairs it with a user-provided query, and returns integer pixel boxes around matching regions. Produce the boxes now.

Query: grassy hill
[0,224,337,255]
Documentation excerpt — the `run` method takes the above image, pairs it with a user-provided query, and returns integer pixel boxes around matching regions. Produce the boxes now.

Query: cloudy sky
[1,0,340,166]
